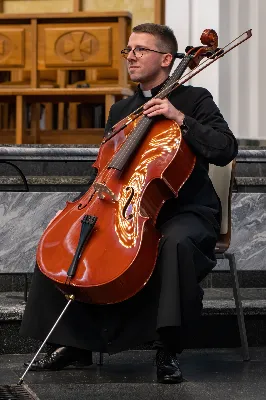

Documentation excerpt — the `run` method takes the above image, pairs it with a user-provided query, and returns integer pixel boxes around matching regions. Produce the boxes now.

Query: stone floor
[1,348,266,399]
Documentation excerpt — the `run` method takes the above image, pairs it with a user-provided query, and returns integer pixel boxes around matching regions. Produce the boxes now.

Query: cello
[36,29,252,305]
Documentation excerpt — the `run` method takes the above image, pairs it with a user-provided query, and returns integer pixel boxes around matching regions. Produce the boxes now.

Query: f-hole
[122,187,134,220]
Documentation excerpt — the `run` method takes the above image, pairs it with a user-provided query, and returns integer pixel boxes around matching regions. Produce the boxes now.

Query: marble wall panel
[0,192,265,273]
[226,193,266,270]
[0,192,74,273]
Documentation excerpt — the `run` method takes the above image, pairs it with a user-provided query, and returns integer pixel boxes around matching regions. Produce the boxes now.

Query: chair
[209,160,250,361]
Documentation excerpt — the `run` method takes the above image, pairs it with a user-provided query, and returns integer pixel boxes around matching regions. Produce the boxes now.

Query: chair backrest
[208,160,235,252]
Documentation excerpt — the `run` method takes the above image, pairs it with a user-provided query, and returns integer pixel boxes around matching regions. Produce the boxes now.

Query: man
[20,23,238,384]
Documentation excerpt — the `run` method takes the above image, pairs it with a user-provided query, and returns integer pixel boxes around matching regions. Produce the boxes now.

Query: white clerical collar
[142,89,152,97]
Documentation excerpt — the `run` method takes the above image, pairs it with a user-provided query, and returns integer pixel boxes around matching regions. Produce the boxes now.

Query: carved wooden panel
[43,26,112,67]
[0,28,25,67]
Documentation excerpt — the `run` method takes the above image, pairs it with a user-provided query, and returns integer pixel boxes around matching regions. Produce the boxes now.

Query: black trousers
[20,207,219,354]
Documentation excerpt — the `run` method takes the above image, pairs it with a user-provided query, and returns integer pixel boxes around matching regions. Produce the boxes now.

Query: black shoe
[156,349,183,384]
[24,346,93,371]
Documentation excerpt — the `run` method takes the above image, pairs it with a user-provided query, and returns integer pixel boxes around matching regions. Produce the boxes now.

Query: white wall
[165,0,262,139]
[165,0,219,103]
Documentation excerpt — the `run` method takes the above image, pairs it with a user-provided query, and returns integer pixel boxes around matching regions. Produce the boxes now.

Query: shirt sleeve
[181,88,238,166]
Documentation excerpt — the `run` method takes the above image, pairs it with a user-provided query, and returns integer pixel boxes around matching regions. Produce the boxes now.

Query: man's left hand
[143,98,185,125]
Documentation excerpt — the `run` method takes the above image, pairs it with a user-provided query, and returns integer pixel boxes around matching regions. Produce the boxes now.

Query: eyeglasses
[121,46,168,59]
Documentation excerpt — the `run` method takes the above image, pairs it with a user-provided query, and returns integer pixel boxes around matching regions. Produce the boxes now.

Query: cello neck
[155,55,193,100]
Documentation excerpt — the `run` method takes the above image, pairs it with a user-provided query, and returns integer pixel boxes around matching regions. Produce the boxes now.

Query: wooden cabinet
[0,12,132,143]
[0,12,131,87]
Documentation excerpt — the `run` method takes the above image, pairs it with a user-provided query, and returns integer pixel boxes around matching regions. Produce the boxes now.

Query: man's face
[125,32,170,88]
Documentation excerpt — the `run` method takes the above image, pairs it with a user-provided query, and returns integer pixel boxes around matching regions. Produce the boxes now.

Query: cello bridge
[93,182,118,202]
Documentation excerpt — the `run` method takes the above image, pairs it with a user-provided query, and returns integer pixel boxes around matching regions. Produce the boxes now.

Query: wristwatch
[180,116,189,133]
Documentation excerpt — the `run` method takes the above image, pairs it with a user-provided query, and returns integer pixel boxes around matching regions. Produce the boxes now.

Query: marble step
[0,176,91,192]
[1,289,266,354]
[236,177,266,185]
[0,176,90,185]
[1,176,266,186]
[1,176,266,195]
[235,177,266,192]
[0,148,266,180]
[1,271,266,292]
[2,289,266,321]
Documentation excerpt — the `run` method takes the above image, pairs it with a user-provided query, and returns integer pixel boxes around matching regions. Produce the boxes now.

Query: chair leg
[226,252,250,361]
[97,352,104,366]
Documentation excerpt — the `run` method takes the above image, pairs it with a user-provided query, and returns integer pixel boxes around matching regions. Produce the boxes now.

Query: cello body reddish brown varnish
[36,116,196,304]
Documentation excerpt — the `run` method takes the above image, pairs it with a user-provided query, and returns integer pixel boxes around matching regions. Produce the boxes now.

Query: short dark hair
[132,23,178,55]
